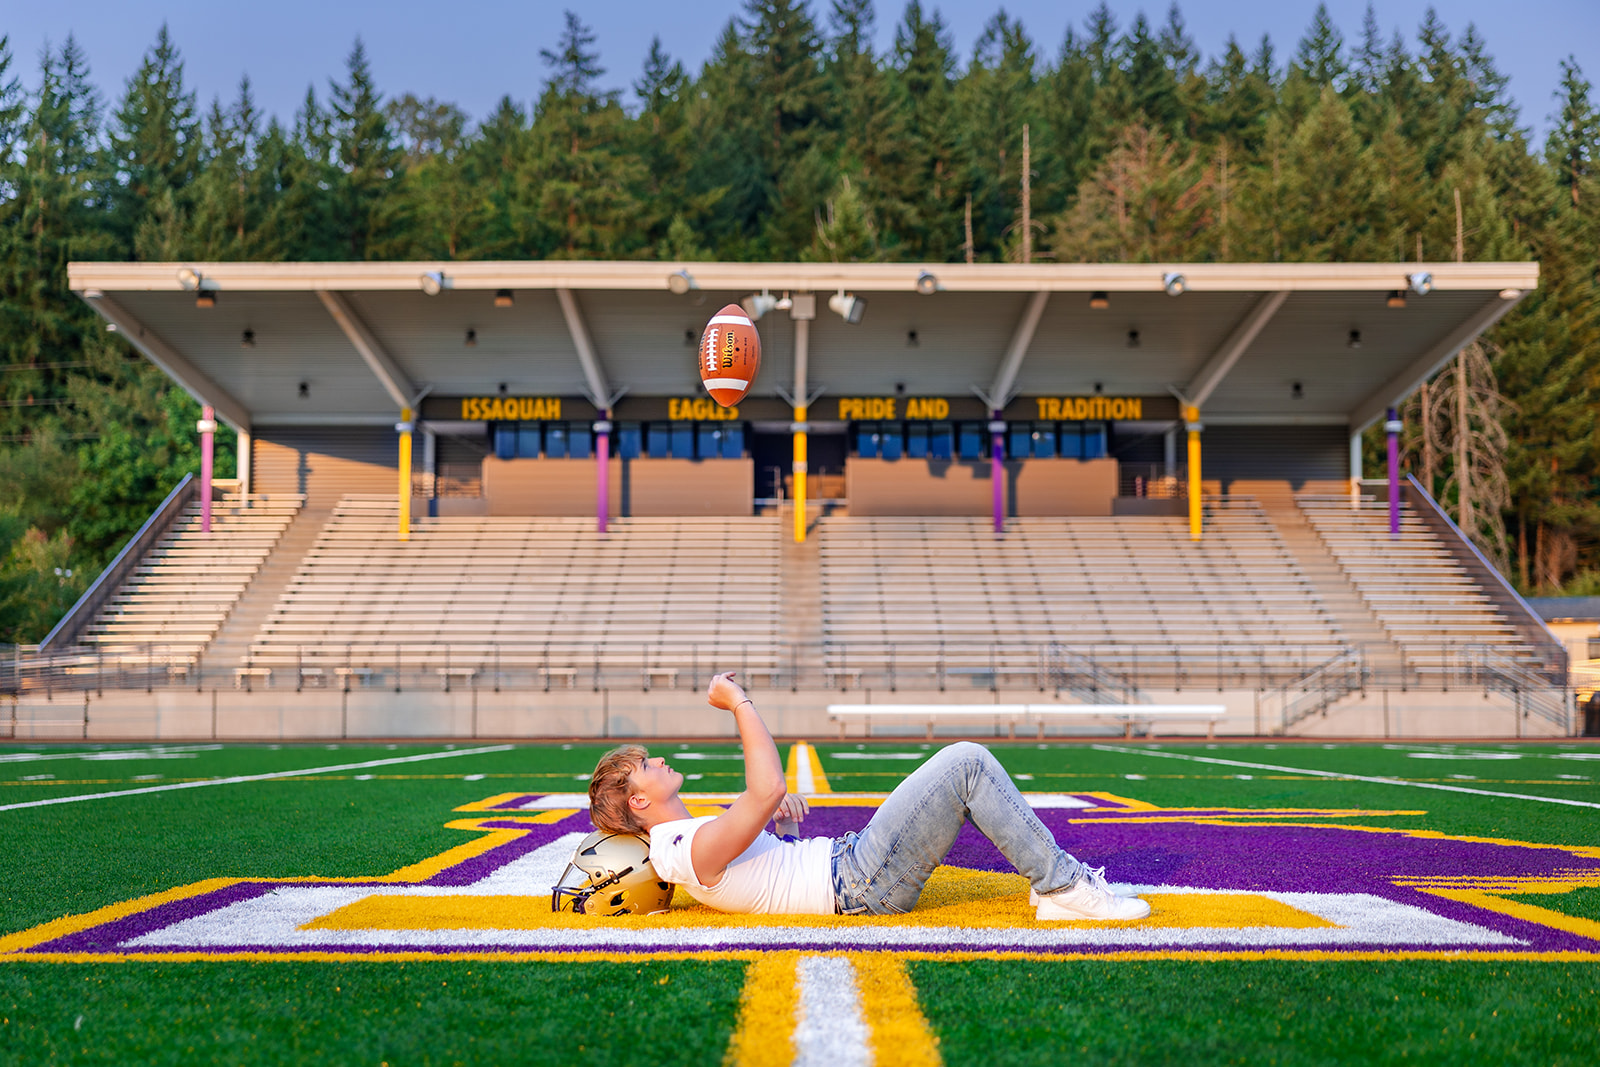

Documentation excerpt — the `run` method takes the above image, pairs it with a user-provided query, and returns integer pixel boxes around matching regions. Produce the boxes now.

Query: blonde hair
[589,744,649,834]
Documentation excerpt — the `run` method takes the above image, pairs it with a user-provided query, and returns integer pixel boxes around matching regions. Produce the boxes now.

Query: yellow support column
[1185,404,1202,542]
[397,406,414,542]
[792,404,808,543]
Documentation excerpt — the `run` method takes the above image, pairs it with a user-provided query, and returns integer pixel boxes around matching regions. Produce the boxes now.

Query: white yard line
[0,745,514,812]
[794,955,870,1067]
[1092,744,1600,809]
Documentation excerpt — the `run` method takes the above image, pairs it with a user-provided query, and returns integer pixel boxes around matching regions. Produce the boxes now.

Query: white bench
[828,703,1227,740]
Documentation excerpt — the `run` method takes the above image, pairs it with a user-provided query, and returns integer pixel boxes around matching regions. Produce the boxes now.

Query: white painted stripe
[0,745,515,812]
[702,378,749,391]
[795,956,870,1067]
[795,743,815,794]
[1092,744,1600,809]
[708,314,752,327]
[124,888,1518,950]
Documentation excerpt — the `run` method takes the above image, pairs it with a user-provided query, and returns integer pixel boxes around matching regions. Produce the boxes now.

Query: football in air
[698,304,761,407]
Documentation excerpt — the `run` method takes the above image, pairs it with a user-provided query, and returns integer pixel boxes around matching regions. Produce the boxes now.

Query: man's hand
[772,793,809,837]
[707,671,749,713]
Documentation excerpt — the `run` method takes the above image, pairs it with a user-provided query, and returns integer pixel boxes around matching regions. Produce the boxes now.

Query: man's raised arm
[689,672,786,886]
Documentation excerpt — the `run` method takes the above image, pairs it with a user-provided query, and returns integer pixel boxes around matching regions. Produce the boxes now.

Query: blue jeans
[830,741,1083,915]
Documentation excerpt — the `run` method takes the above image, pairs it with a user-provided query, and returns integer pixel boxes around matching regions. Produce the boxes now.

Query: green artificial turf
[0,960,743,1066]
[3,738,1598,1066]
[911,959,1600,1066]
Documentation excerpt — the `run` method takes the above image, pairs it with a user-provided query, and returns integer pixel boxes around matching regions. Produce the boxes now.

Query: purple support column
[990,412,1005,536]
[1385,406,1402,539]
[595,414,612,534]
[197,405,216,535]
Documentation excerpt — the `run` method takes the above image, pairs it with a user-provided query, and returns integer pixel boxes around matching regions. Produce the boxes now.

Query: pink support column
[1385,406,1402,539]
[990,412,1006,536]
[595,414,612,534]
[197,405,216,534]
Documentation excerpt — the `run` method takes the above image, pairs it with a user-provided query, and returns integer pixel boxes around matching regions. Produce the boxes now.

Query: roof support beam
[1182,290,1289,409]
[976,290,1049,411]
[1347,291,1526,431]
[316,290,416,408]
[83,293,252,431]
[556,287,623,411]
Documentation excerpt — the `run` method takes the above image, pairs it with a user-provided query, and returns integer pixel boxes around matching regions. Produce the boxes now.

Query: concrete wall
[3,683,1569,741]
[847,458,1119,517]
[481,457,753,517]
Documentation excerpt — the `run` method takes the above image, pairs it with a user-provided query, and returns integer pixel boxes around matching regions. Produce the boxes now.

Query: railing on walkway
[0,640,1568,720]
[1262,647,1367,732]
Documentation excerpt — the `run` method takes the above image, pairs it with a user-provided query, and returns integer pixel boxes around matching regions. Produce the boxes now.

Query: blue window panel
[906,423,929,458]
[697,423,719,458]
[880,425,903,460]
[1082,422,1107,459]
[857,422,879,458]
[958,423,983,460]
[930,423,953,460]
[516,426,541,458]
[545,423,568,458]
[646,423,668,458]
[570,422,592,459]
[618,422,642,459]
[721,424,744,458]
[1058,423,1083,460]
[1032,423,1057,458]
[494,425,517,460]
[670,423,694,458]
[1008,425,1030,459]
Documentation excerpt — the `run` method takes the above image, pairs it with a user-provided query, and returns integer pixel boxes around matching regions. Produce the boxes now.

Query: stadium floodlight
[743,291,779,319]
[915,270,939,295]
[176,267,202,291]
[1499,288,1522,300]
[667,269,698,294]
[828,291,867,324]
[1162,271,1187,296]
[420,271,446,296]
[1407,271,1433,296]
[775,291,794,311]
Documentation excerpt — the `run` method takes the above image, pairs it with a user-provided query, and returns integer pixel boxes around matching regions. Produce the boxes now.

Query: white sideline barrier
[826,703,1227,740]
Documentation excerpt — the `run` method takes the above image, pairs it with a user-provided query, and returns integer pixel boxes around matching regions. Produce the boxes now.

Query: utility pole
[1021,124,1032,264]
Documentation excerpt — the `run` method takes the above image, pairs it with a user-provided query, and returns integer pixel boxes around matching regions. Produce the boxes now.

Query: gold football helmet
[551,830,676,916]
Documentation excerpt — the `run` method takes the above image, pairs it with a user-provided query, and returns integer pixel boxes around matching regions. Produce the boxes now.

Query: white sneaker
[1034,866,1151,921]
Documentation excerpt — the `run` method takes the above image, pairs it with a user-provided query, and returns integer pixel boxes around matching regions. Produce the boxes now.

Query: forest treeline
[1,0,1598,642]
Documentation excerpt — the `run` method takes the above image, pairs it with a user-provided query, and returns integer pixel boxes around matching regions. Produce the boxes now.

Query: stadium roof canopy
[67,260,1536,433]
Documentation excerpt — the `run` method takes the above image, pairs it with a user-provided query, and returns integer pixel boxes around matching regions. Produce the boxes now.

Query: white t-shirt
[649,815,835,915]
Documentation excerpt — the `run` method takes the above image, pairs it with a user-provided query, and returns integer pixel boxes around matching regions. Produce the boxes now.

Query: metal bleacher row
[1296,494,1528,669]
[47,490,1543,693]
[815,500,1346,689]
[240,497,784,687]
[74,494,302,670]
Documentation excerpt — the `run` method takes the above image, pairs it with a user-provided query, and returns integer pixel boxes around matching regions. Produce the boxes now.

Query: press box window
[879,423,903,460]
[930,423,953,460]
[958,423,984,460]
[617,422,642,459]
[857,422,879,458]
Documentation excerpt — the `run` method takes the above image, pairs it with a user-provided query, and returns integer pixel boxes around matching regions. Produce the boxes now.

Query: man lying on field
[586,671,1150,921]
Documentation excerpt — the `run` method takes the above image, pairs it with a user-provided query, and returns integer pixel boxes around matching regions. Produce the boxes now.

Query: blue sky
[4,1,1595,143]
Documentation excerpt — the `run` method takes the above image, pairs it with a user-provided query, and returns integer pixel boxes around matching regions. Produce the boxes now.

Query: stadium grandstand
[2,259,1574,739]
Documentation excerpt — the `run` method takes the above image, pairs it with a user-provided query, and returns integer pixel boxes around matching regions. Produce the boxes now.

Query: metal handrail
[38,474,197,653]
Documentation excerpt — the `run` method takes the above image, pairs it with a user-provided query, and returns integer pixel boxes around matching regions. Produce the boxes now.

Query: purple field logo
[4,791,1598,961]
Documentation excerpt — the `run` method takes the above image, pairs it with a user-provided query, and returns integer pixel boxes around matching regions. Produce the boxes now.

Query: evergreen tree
[1547,58,1599,206]
[328,39,399,258]
[108,25,200,260]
